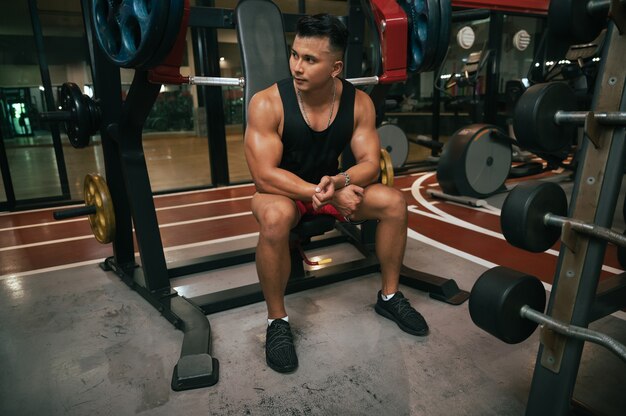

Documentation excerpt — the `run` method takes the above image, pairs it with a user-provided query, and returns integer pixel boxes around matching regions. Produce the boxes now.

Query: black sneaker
[375,291,429,336]
[265,319,298,373]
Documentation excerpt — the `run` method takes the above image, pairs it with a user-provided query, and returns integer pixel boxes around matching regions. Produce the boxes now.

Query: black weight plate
[437,124,511,198]
[92,0,170,68]
[469,266,546,344]
[430,0,451,73]
[60,82,90,148]
[513,82,577,154]
[548,0,606,44]
[501,181,568,253]
[140,0,186,70]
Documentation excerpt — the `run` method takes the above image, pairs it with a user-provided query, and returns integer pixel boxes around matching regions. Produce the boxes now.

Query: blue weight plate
[416,0,440,73]
[92,0,170,68]
[141,0,186,70]
[430,0,451,73]
[397,0,422,71]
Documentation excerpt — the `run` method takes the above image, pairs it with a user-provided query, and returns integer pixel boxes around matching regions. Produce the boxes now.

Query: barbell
[39,82,101,148]
[513,82,626,154]
[501,181,626,253]
[53,174,115,244]
[469,266,626,362]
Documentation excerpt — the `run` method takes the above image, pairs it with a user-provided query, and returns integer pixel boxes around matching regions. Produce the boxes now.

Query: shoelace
[391,297,421,320]
[267,324,294,351]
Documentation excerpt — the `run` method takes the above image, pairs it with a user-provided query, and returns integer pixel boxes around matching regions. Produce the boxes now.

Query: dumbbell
[513,82,626,154]
[469,266,626,361]
[40,82,101,148]
[53,173,115,244]
[501,181,626,253]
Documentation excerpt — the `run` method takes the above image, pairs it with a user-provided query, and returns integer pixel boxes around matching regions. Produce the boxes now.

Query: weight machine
[469,1,626,414]
[43,0,469,391]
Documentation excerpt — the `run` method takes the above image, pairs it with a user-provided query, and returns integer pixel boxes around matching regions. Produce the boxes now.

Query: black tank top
[277,77,355,184]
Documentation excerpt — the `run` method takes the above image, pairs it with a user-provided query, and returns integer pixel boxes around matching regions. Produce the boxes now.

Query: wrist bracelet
[339,172,350,188]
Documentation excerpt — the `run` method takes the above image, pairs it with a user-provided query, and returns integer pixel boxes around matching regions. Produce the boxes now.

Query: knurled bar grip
[53,205,97,220]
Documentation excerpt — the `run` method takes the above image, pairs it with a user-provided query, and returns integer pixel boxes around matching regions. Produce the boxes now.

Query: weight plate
[92,0,171,68]
[84,173,115,244]
[500,181,568,253]
[437,124,511,198]
[141,0,186,70]
[378,124,409,168]
[513,82,577,154]
[60,83,91,148]
[430,0,451,73]
[419,0,441,73]
[548,0,606,44]
[398,0,440,73]
[380,148,395,187]
[469,266,546,344]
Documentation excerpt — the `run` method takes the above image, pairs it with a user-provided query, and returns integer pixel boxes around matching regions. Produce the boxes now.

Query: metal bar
[40,111,72,122]
[27,0,71,199]
[82,0,135,268]
[555,110,626,125]
[189,76,379,87]
[544,213,626,247]
[194,25,230,186]
[347,76,380,85]
[189,76,244,87]
[520,305,626,362]
[0,121,16,209]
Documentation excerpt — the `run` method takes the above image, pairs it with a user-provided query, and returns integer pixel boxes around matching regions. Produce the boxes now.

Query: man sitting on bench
[244,13,429,374]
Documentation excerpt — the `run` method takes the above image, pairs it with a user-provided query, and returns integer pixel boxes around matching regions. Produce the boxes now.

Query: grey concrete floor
[1,231,625,416]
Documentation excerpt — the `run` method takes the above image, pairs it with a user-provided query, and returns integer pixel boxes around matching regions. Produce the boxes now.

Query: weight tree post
[525,22,626,415]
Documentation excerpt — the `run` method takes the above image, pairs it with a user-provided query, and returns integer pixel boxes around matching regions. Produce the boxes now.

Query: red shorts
[295,200,346,222]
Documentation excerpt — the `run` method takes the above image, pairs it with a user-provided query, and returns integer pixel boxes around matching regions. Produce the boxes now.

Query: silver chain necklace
[296,78,336,130]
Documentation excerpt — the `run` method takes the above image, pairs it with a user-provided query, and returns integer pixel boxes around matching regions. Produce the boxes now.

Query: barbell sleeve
[520,305,626,363]
[345,76,380,86]
[554,110,626,126]
[543,213,626,248]
[40,111,73,122]
[188,76,245,87]
[187,75,380,88]
[53,205,97,220]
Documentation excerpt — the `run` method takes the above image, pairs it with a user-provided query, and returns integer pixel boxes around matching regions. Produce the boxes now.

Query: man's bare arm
[327,89,380,189]
[244,88,318,200]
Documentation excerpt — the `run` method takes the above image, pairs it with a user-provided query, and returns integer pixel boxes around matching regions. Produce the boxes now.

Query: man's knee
[380,188,407,220]
[255,200,298,239]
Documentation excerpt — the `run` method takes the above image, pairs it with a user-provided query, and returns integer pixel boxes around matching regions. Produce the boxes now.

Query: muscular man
[244,14,428,374]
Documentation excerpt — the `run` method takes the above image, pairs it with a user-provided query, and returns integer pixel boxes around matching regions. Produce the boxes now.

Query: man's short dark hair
[296,14,348,58]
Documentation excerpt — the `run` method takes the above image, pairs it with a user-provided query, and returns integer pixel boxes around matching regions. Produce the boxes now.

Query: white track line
[0,182,255,217]
[0,232,259,280]
[0,195,254,233]
[408,173,623,275]
[1,211,253,252]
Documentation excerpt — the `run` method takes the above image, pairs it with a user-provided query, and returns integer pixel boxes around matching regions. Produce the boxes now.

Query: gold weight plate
[83,173,115,244]
[380,148,394,187]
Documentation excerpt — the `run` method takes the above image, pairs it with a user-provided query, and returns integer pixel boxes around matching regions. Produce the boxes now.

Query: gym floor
[1,169,626,415]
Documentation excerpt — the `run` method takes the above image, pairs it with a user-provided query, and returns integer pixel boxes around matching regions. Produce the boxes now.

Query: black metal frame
[523,21,626,415]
